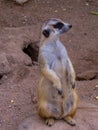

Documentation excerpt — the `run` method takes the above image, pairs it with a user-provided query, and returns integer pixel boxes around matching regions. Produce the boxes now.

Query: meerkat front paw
[71,82,75,89]
[53,80,62,95]
[56,88,62,95]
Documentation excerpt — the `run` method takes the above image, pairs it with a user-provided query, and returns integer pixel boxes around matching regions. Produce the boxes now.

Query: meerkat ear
[42,29,50,38]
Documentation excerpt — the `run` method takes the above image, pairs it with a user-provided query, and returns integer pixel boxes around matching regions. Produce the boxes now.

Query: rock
[14,0,29,4]
[76,70,97,80]
[95,85,98,88]
[0,26,40,73]
[0,52,11,75]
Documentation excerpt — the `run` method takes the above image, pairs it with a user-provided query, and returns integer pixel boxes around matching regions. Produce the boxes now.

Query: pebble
[95,85,98,88]
[11,100,14,103]
[54,10,58,13]
[95,96,98,100]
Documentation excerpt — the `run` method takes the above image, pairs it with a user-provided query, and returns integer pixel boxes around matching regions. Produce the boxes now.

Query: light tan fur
[37,18,78,126]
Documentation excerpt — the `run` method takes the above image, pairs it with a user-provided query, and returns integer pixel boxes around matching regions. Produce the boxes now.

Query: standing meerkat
[37,18,78,126]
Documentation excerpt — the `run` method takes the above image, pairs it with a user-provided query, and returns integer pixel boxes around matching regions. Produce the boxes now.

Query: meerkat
[13,0,29,4]
[37,18,78,126]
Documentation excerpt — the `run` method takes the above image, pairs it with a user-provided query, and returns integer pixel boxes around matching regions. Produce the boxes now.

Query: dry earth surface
[0,0,98,130]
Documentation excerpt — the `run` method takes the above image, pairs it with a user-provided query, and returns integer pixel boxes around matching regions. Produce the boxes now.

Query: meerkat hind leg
[45,118,55,126]
[63,116,76,126]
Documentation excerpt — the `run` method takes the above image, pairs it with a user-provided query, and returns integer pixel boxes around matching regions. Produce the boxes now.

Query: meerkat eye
[53,22,64,29]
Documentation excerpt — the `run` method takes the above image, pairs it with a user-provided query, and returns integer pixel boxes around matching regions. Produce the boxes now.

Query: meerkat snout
[60,23,72,34]
[68,24,72,28]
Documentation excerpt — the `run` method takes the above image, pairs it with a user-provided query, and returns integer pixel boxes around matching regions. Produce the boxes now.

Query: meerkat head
[41,18,72,39]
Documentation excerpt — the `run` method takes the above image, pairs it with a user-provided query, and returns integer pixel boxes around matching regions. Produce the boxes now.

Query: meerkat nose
[69,24,72,28]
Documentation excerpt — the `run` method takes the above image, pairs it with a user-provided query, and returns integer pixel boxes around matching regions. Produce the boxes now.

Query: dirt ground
[0,0,98,130]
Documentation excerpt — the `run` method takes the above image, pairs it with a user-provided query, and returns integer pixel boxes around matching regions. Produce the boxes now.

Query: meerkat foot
[63,116,76,126]
[45,118,54,126]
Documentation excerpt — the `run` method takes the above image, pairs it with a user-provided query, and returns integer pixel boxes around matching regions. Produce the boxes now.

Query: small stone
[85,2,89,6]
[95,85,98,88]
[14,0,29,4]
[95,96,98,100]
[62,8,66,11]
[77,70,97,81]
[11,100,14,103]
[8,105,12,108]
[54,10,58,13]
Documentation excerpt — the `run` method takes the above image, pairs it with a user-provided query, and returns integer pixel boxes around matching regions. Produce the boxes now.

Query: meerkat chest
[52,47,68,77]
[54,41,68,61]
[41,41,68,76]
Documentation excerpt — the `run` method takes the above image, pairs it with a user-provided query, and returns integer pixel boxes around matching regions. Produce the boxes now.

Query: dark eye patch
[53,22,64,29]
[42,29,50,38]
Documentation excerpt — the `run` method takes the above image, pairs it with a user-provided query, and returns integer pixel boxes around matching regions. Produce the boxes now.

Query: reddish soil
[0,0,98,130]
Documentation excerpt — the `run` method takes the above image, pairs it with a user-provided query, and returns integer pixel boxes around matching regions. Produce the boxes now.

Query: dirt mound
[18,101,98,130]
[0,0,98,78]
[0,26,40,71]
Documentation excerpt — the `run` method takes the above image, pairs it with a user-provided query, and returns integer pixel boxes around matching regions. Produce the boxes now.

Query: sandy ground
[0,0,98,130]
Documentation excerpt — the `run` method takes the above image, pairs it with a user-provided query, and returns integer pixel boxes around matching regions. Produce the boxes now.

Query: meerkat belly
[40,77,62,101]
[62,91,76,115]
[51,56,76,116]
[38,77,63,118]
